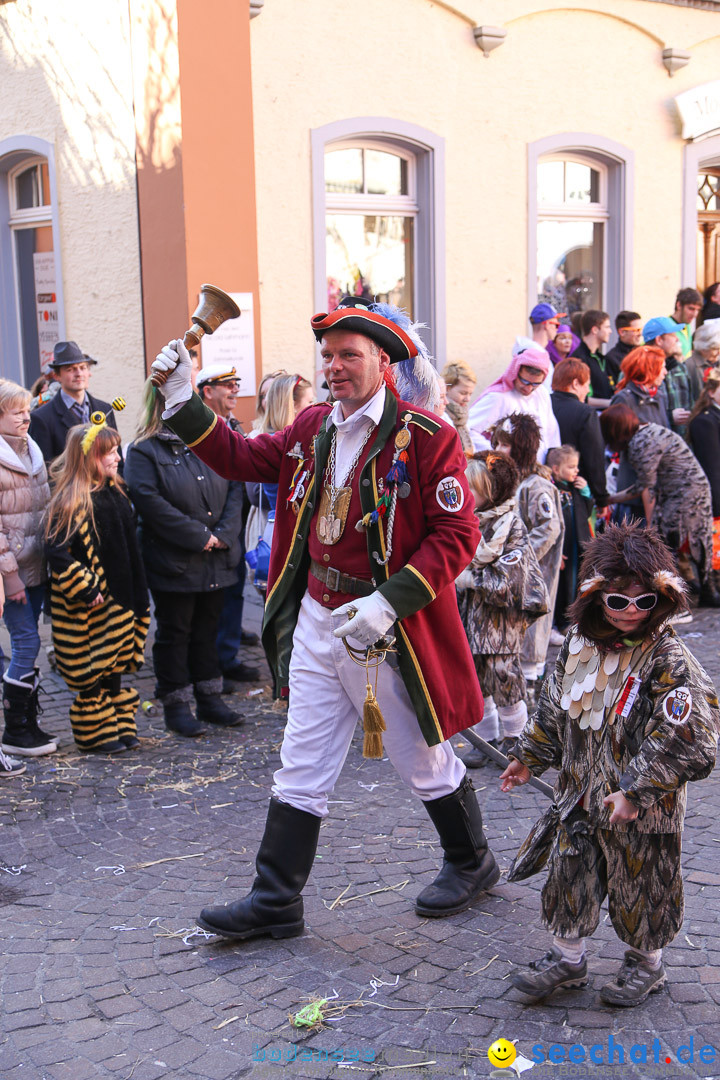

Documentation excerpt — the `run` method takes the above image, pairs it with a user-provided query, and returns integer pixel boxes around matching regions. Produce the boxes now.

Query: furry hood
[568,521,687,647]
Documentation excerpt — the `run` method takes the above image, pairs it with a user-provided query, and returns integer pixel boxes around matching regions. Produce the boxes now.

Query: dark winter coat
[28,391,118,464]
[550,390,607,501]
[124,428,245,593]
[572,340,619,399]
[689,403,720,517]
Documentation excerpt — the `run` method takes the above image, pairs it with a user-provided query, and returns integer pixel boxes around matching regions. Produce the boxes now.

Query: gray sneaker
[511,946,588,1001]
[599,950,667,1007]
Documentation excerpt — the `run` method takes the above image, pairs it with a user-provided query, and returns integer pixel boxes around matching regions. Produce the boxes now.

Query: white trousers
[272,593,465,817]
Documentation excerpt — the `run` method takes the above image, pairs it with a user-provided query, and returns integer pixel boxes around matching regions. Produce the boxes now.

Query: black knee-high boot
[197,798,321,940]
[415,776,500,917]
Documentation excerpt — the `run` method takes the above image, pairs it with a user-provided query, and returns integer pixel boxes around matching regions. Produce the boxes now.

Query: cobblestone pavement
[1,589,720,1080]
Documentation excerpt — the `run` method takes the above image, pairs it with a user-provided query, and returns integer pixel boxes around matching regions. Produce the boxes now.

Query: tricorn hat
[311,296,419,364]
[51,341,97,369]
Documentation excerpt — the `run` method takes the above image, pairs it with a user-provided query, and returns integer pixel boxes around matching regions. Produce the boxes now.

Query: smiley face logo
[487,1038,517,1068]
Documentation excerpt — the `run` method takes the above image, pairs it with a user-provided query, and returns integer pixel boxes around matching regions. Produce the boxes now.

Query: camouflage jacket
[513,627,720,833]
[457,509,549,656]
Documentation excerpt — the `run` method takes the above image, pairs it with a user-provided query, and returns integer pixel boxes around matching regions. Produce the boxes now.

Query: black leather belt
[310,560,375,597]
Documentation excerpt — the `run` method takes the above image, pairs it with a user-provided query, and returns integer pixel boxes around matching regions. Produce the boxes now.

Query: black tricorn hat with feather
[567,521,688,646]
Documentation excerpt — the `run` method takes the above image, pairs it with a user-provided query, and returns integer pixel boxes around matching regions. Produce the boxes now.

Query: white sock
[553,936,586,965]
[521,662,538,681]
[474,696,499,742]
[629,946,663,969]
[499,700,528,739]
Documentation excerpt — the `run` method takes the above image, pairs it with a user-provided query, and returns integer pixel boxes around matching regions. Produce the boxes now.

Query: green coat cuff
[378,566,434,621]
[164,393,218,447]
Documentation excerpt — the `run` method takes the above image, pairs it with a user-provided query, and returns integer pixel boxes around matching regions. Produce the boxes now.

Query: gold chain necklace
[316,423,375,546]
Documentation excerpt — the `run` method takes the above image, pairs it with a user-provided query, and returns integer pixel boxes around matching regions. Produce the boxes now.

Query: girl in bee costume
[501,522,720,1007]
[45,409,149,753]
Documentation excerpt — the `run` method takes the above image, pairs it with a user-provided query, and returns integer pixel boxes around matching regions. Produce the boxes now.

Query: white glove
[151,339,193,410]
[332,593,397,648]
[455,568,474,591]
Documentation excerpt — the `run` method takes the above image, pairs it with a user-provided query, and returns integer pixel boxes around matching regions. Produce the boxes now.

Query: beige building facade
[251,0,720,386]
[1,0,719,428]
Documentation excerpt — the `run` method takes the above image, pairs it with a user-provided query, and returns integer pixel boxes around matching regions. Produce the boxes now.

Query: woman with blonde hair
[0,379,54,768]
[441,360,476,451]
[46,419,150,752]
[252,369,288,430]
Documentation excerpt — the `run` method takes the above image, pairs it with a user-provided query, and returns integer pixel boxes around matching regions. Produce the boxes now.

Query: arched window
[0,138,65,386]
[312,119,445,361]
[536,154,608,315]
[9,157,58,380]
[528,135,633,322]
[697,167,720,290]
[324,142,417,316]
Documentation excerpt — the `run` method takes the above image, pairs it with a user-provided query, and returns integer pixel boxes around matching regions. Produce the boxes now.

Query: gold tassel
[362,661,386,759]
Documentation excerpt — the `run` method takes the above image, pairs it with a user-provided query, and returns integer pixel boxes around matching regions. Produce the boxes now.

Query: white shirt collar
[328,384,387,432]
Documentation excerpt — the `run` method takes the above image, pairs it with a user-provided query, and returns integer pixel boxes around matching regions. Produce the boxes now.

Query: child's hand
[560,554,567,569]
[603,790,639,824]
[500,758,531,792]
[573,475,587,489]
[89,592,104,608]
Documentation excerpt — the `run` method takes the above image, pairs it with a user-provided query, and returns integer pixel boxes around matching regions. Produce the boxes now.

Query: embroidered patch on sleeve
[662,686,692,724]
[538,492,554,519]
[499,549,523,566]
[435,476,465,512]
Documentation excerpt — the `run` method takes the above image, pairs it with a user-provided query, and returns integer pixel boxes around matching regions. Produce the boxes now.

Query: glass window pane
[364,149,406,196]
[325,148,363,194]
[537,160,564,205]
[537,220,603,314]
[326,214,413,314]
[565,161,599,205]
[15,165,40,210]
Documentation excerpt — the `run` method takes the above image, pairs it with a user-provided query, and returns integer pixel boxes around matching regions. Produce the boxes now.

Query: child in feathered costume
[501,522,720,1008]
[456,451,549,766]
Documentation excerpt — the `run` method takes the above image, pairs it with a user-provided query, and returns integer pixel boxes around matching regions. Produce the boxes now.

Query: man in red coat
[152,297,499,941]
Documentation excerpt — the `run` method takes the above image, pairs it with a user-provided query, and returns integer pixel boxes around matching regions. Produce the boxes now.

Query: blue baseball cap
[530,302,566,324]
[643,316,685,343]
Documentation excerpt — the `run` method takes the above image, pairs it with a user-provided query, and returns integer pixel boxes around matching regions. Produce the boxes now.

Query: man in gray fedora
[29,341,118,464]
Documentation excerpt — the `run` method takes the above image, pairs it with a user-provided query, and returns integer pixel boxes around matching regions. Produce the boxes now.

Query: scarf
[472,498,517,566]
[445,399,474,452]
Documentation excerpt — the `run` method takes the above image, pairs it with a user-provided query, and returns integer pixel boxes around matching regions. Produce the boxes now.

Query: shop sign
[199,291,257,397]
[33,251,60,370]
[675,80,720,141]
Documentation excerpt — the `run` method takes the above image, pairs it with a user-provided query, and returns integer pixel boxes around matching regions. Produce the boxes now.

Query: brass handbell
[151,284,241,387]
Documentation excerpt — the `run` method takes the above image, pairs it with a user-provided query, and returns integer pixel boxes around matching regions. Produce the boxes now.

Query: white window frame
[528,134,634,321]
[682,134,720,287]
[536,153,609,311]
[312,118,445,363]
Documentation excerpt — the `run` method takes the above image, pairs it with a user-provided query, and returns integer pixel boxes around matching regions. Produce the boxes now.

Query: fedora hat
[51,341,97,368]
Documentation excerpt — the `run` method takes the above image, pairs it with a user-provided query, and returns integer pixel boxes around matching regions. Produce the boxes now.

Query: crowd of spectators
[1,283,718,778]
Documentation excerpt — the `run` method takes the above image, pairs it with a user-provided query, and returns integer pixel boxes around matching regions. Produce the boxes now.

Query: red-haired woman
[600,404,718,608]
[609,346,670,525]
[611,346,671,428]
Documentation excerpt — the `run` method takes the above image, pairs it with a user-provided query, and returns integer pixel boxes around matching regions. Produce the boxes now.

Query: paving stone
[2,603,720,1073]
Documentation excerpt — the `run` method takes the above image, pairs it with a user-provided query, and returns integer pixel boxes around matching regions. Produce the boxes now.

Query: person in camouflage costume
[491,414,564,689]
[500,522,720,1007]
[601,404,718,605]
[456,451,549,766]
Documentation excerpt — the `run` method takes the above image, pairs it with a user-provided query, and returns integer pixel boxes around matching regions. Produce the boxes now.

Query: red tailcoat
[167,389,484,746]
